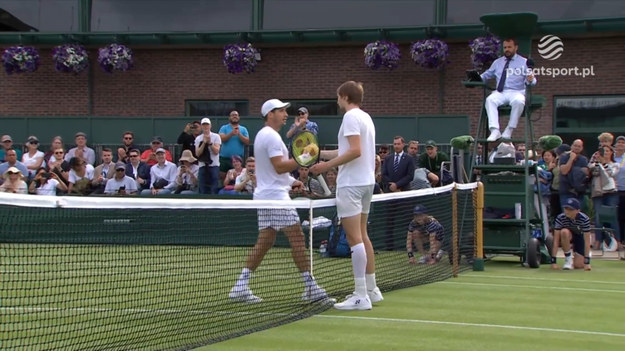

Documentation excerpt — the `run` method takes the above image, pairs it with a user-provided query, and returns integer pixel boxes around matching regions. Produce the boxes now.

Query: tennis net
[0,183,479,350]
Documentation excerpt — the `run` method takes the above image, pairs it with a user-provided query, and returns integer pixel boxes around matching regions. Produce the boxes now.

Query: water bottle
[319,240,328,258]
[531,227,542,239]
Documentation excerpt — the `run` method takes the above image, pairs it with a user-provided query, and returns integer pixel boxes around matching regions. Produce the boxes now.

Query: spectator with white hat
[0,166,28,194]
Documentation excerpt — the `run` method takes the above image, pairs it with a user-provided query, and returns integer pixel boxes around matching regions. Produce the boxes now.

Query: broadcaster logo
[537,35,564,60]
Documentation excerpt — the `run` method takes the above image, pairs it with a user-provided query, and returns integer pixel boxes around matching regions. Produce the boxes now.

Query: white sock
[366,273,377,292]
[301,271,314,287]
[236,267,252,287]
[351,243,367,279]
[354,277,367,297]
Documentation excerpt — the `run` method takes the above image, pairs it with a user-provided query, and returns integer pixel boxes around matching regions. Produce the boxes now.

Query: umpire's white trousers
[485,90,526,131]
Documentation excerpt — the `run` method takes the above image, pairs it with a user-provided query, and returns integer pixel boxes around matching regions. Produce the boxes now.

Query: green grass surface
[198,257,625,351]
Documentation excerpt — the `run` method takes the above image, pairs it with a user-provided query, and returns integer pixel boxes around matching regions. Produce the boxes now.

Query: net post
[473,182,485,271]
[452,184,459,277]
[308,201,314,277]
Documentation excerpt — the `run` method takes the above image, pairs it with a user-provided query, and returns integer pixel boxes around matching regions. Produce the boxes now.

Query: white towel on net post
[301,216,333,230]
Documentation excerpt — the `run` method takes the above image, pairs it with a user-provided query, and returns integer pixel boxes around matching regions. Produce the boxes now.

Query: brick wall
[2,35,624,140]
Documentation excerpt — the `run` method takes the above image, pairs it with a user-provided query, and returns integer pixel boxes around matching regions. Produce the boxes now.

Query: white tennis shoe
[302,285,333,302]
[562,256,574,270]
[334,294,372,310]
[229,285,262,303]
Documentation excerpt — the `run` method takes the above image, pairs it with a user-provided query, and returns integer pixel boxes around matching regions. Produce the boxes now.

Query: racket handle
[316,175,332,197]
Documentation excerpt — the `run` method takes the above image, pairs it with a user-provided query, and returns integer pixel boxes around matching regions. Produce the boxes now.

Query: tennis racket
[291,131,331,197]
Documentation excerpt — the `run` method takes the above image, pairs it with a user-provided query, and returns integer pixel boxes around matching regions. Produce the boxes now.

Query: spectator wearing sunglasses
[141,136,173,166]
[286,107,319,148]
[117,131,139,163]
[47,148,71,186]
[22,135,46,181]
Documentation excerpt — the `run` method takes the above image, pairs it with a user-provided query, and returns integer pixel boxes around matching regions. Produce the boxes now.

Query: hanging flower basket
[52,44,89,74]
[98,44,134,73]
[469,35,501,70]
[363,41,401,70]
[410,39,449,70]
[223,43,258,74]
[2,46,40,74]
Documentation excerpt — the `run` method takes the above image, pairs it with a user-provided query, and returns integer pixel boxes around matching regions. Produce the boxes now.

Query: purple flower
[410,39,449,70]
[52,44,89,74]
[469,35,501,70]
[223,43,258,74]
[2,46,40,74]
[364,41,401,70]
[98,44,133,73]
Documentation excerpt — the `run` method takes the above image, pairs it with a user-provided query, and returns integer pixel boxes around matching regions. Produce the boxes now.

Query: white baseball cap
[201,117,211,125]
[261,99,290,117]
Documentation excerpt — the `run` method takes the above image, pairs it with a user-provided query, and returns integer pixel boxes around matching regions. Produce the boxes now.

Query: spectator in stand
[539,149,557,220]
[0,149,29,177]
[141,136,173,166]
[173,150,199,195]
[374,154,383,194]
[589,132,614,164]
[141,148,177,195]
[177,120,202,158]
[92,148,116,195]
[195,118,221,194]
[219,110,250,182]
[22,136,46,181]
[67,157,95,195]
[233,157,257,195]
[558,139,589,209]
[125,148,151,192]
[117,131,139,163]
[47,148,70,186]
[550,144,570,220]
[219,155,245,194]
[65,132,96,165]
[614,135,625,245]
[104,162,138,195]
[324,167,338,197]
[419,140,449,178]
[377,145,389,166]
[286,107,319,149]
[589,145,619,249]
[43,136,64,165]
[29,167,67,195]
[410,167,439,190]
[0,167,27,194]
[290,166,324,198]
[0,135,22,163]
[406,140,420,168]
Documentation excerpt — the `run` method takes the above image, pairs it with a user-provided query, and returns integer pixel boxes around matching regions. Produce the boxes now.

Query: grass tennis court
[199,258,625,351]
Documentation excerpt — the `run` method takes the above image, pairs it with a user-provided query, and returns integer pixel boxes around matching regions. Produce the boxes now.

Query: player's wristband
[584,257,590,265]
[407,252,414,258]
[550,257,556,264]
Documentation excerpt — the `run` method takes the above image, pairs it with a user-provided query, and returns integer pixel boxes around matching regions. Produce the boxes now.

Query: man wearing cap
[614,135,625,245]
[419,140,449,184]
[0,135,22,163]
[286,106,319,148]
[64,132,96,165]
[230,99,329,304]
[551,198,592,271]
[219,110,250,182]
[406,205,445,265]
[195,117,221,194]
[141,148,177,195]
[0,148,29,177]
[104,162,138,195]
[141,136,173,166]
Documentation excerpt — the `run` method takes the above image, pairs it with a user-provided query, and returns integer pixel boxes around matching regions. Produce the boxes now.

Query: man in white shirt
[229,99,330,304]
[195,117,221,194]
[311,81,383,310]
[104,162,138,195]
[141,148,177,195]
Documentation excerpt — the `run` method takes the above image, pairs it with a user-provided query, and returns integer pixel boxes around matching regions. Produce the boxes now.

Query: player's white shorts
[257,208,300,231]
[336,185,374,218]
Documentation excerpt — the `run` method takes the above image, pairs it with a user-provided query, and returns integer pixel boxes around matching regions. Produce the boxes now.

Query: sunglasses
[124,137,133,140]
[54,151,64,154]
[298,112,306,115]
[116,169,125,172]
[7,172,18,175]
[29,141,39,144]
[129,154,139,157]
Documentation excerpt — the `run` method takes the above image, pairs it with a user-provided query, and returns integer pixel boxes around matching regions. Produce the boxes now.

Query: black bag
[197,142,213,165]
[152,178,169,189]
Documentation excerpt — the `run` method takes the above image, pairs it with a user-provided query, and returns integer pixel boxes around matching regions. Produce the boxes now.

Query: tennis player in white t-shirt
[229,99,330,304]
[311,81,382,310]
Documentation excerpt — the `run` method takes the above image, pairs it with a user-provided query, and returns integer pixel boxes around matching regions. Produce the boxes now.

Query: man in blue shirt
[286,107,319,147]
[481,38,537,142]
[218,110,250,181]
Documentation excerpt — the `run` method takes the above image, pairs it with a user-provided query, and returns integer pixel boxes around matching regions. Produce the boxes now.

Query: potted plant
[98,44,134,73]
[469,35,501,70]
[410,39,449,70]
[2,45,40,74]
[52,44,89,74]
[364,41,401,70]
[223,43,258,74]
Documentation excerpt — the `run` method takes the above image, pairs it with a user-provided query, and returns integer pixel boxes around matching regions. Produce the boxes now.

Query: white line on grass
[441,281,625,293]
[315,315,625,338]
[464,274,625,285]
